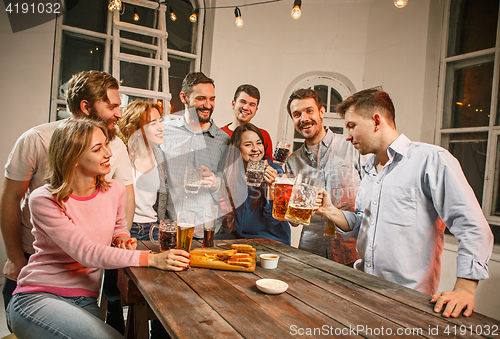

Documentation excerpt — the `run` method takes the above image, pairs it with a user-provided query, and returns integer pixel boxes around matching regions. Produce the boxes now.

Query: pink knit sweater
[14,181,149,298]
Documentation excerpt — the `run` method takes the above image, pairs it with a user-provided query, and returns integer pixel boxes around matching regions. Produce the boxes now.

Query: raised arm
[0,178,30,280]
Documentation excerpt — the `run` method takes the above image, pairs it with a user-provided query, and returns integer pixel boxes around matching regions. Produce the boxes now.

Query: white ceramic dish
[256,279,288,294]
[259,254,280,269]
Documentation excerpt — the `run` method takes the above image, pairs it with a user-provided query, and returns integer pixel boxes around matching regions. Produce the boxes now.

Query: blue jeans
[6,292,123,339]
[130,222,158,241]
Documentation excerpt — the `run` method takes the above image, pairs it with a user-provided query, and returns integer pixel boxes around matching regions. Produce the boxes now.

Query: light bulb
[133,8,139,21]
[169,8,176,21]
[291,6,301,19]
[235,17,244,27]
[234,7,243,27]
[189,12,197,23]
[108,0,122,11]
[394,0,408,8]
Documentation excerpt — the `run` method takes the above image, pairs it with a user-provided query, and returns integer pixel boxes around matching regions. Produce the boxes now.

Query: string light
[189,8,199,23]
[108,0,122,11]
[234,7,244,27]
[291,0,301,19]
[394,0,408,8]
[133,8,139,21]
[169,7,177,21]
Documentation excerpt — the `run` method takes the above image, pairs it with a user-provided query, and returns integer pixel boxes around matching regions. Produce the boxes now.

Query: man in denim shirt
[315,87,493,318]
[284,89,362,265]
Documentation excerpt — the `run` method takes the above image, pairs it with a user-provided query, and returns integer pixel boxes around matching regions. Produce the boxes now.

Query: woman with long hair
[117,99,168,241]
[6,119,189,339]
[219,123,291,245]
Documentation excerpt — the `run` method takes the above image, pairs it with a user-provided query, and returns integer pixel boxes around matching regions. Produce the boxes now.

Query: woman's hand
[114,236,137,250]
[264,165,278,186]
[148,249,190,271]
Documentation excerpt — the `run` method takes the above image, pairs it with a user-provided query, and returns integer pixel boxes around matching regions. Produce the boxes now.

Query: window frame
[436,0,500,226]
[49,0,203,120]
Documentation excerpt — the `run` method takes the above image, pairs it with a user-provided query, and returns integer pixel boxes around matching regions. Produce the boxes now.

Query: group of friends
[0,70,494,338]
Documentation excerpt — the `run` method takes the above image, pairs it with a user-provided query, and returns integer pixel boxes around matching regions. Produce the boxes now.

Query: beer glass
[184,165,202,194]
[272,174,295,221]
[245,159,266,187]
[149,219,177,252]
[273,142,291,166]
[203,205,218,248]
[177,211,196,252]
[285,174,321,225]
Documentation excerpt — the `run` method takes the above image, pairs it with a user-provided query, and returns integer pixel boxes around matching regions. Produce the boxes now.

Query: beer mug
[245,159,266,187]
[184,165,202,194]
[272,174,295,221]
[273,142,291,166]
[285,174,321,225]
[149,219,177,252]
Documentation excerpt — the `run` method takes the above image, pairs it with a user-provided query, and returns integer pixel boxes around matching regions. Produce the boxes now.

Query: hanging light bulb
[189,9,198,23]
[291,0,302,19]
[133,8,139,21]
[394,0,408,8]
[169,7,177,21]
[108,0,122,11]
[234,7,243,27]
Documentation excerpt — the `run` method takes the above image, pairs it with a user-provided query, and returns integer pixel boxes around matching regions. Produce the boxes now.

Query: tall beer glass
[177,211,196,252]
[272,174,294,221]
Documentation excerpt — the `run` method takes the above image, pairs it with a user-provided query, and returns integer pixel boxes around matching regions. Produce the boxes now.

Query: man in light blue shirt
[315,87,493,318]
[161,72,230,238]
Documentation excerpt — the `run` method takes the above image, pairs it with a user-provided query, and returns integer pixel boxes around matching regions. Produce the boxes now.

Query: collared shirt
[161,114,230,237]
[342,134,493,295]
[284,130,362,262]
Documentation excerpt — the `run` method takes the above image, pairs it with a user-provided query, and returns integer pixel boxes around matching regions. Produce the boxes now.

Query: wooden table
[118,239,500,339]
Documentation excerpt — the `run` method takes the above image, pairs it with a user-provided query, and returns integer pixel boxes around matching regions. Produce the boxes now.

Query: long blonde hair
[117,99,163,168]
[46,119,110,209]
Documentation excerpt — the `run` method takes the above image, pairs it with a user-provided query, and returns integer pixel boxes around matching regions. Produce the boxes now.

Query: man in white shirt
[0,70,134,333]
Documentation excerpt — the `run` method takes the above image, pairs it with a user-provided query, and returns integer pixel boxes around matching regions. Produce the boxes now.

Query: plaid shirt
[161,113,230,237]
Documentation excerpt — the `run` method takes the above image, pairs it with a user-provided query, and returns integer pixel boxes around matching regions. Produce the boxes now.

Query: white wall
[209,0,370,141]
[0,8,56,269]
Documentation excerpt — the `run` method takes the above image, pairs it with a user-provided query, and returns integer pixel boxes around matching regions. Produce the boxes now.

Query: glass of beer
[149,220,177,252]
[285,174,321,225]
[245,159,266,187]
[203,205,218,248]
[184,165,202,194]
[177,211,196,252]
[272,174,295,221]
[273,142,291,166]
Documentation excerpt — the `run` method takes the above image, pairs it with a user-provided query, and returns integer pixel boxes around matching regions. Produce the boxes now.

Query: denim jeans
[130,222,158,241]
[2,252,31,310]
[6,292,123,339]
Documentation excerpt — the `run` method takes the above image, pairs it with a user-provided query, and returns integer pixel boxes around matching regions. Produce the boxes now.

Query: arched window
[437,0,500,242]
[51,0,203,120]
[283,75,354,151]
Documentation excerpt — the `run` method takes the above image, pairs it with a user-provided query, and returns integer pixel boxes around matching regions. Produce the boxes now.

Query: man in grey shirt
[284,88,361,265]
[315,87,493,318]
[161,72,230,238]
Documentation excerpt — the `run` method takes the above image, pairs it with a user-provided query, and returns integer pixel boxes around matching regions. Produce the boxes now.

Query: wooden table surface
[118,239,500,339]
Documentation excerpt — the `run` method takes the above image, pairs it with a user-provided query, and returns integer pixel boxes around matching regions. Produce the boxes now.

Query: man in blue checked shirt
[161,72,231,239]
[315,87,493,319]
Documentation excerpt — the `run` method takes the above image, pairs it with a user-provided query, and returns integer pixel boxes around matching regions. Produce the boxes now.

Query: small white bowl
[256,279,288,294]
[259,254,280,269]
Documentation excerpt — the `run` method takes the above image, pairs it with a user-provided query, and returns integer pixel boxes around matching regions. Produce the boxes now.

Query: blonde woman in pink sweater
[6,119,190,339]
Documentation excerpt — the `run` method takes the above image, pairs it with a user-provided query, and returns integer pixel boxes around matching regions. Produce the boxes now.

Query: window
[51,0,203,120]
[437,0,500,243]
[284,76,353,151]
